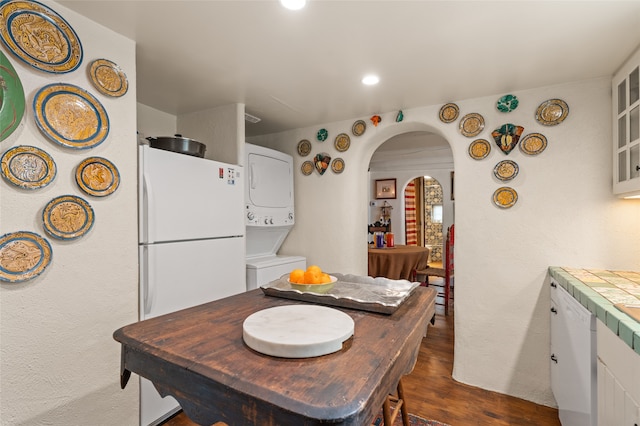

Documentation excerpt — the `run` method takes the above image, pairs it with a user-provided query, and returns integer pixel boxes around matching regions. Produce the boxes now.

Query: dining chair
[410,224,454,315]
[383,378,409,425]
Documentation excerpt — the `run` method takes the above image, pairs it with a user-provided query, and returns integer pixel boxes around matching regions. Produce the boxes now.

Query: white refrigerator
[138,144,246,425]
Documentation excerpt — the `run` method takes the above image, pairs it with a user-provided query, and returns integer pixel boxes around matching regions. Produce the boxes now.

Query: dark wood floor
[163,285,560,426]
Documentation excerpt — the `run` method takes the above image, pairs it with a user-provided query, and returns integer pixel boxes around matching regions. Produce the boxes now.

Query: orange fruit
[320,273,331,284]
[304,270,322,284]
[289,269,304,283]
[307,265,322,274]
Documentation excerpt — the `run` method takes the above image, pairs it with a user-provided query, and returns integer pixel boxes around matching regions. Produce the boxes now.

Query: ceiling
[59,1,640,138]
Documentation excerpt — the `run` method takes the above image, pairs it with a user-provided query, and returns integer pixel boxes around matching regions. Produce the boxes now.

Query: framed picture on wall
[375,179,396,199]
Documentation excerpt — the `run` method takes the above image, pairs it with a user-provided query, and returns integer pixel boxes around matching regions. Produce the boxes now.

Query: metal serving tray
[260,273,419,314]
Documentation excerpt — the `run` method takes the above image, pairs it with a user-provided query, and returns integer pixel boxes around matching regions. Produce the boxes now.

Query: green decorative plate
[0,50,25,141]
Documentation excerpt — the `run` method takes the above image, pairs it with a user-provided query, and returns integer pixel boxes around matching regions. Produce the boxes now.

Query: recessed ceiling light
[362,74,380,86]
[280,0,306,10]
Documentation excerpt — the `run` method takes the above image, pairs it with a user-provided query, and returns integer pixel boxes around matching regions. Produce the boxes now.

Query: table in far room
[368,245,430,280]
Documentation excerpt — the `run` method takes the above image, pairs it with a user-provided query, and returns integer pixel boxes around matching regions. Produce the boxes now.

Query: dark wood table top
[114,286,436,426]
[368,245,430,280]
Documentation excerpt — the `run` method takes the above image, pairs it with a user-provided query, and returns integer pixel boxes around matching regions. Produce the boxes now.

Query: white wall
[250,77,640,406]
[0,2,139,425]
[137,103,177,141]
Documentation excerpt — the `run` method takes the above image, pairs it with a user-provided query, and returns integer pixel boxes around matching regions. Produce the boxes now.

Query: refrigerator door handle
[141,172,155,243]
[141,246,155,317]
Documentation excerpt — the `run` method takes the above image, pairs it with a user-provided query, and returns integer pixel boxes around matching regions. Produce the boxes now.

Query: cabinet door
[598,358,640,426]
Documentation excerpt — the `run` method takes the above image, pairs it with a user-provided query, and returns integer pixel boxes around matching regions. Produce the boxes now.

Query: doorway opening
[404,176,444,265]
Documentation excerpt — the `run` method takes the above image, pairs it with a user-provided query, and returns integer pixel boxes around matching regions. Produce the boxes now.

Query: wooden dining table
[113,285,436,425]
[368,245,430,280]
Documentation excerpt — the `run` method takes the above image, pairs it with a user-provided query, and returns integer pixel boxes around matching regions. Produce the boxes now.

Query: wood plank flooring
[163,284,560,426]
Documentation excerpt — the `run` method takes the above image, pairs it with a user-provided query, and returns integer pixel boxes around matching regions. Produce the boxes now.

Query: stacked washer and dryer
[245,143,306,289]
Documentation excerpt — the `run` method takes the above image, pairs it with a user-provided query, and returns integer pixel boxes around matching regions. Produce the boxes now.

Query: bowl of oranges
[288,265,337,294]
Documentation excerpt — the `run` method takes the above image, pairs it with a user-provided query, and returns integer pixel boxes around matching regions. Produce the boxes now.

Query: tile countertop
[548,267,640,355]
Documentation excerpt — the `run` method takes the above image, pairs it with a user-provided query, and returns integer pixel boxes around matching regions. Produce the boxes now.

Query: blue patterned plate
[1,145,56,189]
[42,195,94,240]
[33,83,109,149]
[0,0,82,73]
[0,231,52,282]
[75,156,120,197]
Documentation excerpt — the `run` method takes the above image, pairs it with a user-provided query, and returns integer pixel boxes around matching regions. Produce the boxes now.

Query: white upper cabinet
[613,46,640,198]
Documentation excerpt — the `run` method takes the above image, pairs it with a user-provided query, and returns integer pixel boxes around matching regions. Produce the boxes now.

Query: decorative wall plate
[493,160,519,182]
[0,50,25,141]
[459,113,485,137]
[88,59,128,97]
[42,195,94,240]
[519,133,548,156]
[535,99,569,126]
[496,94,519,113]
[468,139,491,160]
[493,187,518,209]
[301,161,313,176]
[314,152,331,175]
[0,0,83,73]
[439,103,459,123]
[331,158,345,174]
[334,133,350,152]
[352,120,366,136]
[33,83,109,149]
[1,145,56,189]
[491,123,524,155]
[297,139,311,156]
[0,230,52,282]
[75,157,120,197]
[316,128,328,141]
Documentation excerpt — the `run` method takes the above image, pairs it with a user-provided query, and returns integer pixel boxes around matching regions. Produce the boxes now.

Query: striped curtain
[404,181,418,245]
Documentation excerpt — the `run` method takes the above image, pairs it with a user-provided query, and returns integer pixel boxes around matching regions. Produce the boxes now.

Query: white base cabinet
[597,321,640,426]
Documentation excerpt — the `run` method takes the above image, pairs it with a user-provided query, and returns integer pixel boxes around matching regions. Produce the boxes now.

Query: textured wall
[0,2,139,424]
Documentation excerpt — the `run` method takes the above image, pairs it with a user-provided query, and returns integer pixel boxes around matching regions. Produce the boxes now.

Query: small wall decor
[316,128,328,141]
[439,103,459,123]
[395,110,404,122]
[301,161,313,176]
[352,120,366,136]
[375,178,396,199]
[1,145,56,189]
[496,94,519,113]
[0,230,52,282]
[314,153,331,175]
[491,123,524,155]
[297,139,311,156]
[331,158,345,174]
[519,133,548,155]
[370,115,381,127]
[334,133,350,152]
[75,157,120,197]
[493,160,519,182]
[0,50,25,141]
[88,59,129,97]
[459,113,484,137]
[468,139,491,160]
[493,187,518,209]
[42,195,95,240]
[0,0,83,74]
[535,98,569,126]
[33,83,109,149]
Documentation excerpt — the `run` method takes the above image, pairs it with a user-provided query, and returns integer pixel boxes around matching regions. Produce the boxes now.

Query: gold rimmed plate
[0,231,52,282]
[439,103,459,123]
[33,83,109,149]
[535,99,569,126]
[493,160,519,182]
[42,195,94,240]
[352,120,366,136]
[297,139,311,157]
[331,158,345,174]
[88,59,128,97]
[75,157,120,197]
[459,113,484,137]
[1,145,56,189]
[468,139,490,160]
[493,187,518,209]
[519,133,548,155]
[0,0,83,74]
[334,133,350,152]
[301,160,314,176]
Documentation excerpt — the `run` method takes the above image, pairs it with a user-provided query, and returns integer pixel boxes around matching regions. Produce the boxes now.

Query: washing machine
[245,143,306,290]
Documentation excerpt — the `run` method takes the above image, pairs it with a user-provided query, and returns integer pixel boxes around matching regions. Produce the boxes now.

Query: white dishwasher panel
[550,280,597,426]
